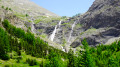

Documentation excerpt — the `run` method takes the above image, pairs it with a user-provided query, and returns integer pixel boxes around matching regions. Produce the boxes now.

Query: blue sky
[31,0,95,17]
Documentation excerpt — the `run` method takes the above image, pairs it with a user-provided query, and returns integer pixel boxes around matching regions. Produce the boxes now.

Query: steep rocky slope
[41,0,120,50]
[0,0,64,51]
[0,0,58,17]
[0,0,81,52]
[80,0,120,29]
[71,0,120,47]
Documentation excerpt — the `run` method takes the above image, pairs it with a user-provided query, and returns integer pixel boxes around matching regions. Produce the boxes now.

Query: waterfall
[49,21,62,41]
[67,21,76,42]
[61,45,65,52]
[58,21,62,27]
[49,25,57,41]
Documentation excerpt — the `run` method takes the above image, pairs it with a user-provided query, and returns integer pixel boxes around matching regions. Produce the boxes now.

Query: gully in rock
[31,17,35,34]
[67,21,76,43]
[49,25,57,41]
[49,21,62,41]
[31,22,35,33]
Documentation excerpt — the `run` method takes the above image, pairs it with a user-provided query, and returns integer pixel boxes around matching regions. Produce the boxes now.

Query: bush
[1,54,10,60]
[9,8,12,11]
[16,56,22,63]
[26,14,29,17]
[16,58,20,63]
[26,58,37,66]
[6,7,8,10]
[40,61,44,67]
[4,65,10,67]
[1,6,4,8]
[17,50,21,56]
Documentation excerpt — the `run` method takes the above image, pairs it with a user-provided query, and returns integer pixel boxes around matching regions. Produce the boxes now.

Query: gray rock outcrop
[71,0,120,47]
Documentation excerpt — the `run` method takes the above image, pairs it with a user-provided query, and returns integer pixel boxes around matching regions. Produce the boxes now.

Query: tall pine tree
[0,27,10,60]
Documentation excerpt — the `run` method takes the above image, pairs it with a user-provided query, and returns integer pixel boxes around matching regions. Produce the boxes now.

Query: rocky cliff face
[17,0,120,51]
[71,0,120,47]
[32,18,82,52]
[44,0,120,49]
[80,0,120,29]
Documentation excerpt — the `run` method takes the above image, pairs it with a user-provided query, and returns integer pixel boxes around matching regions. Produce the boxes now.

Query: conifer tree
[67,49,75,67]
[81,39,95,67]
[0,27,10,60]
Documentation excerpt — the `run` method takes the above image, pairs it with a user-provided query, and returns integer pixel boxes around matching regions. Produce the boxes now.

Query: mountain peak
[0,0,59,17]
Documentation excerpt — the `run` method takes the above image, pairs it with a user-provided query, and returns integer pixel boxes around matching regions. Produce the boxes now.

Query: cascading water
[49,21,62,41]
[61,45,65,52]
[67,21,76,42]
[49,25,57,41]
[58,21,62,27]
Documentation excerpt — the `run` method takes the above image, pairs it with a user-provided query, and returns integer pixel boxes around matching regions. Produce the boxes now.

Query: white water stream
[49,25,57,41]
[49,21,62,41]
[67,21,76,42]
[58,21,62,27]
[61,45,65,52]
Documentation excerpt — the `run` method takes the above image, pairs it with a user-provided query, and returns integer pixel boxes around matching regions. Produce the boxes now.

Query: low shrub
[26,58,37,66]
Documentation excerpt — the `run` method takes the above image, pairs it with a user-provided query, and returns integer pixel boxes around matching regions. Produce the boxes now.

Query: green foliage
[72,13,81,17]
[84,28,97,34]
[67,49,76,67]
[1,6,4,8]
[26,14,29,17]
[45,50,64,67]
[1,6,12,11]
[9,8,12,11]
[40,34,47,38]
[26,58,37,66]
[108,56,119,67]
[34,18,43,23]
[14,13,27,20]
[61,16,67,19]
[2,19,35,44]
[40,61,44,67]
[0,27,10,60]
[6,7,8,10]
[80,39,95,67]
[61,16,68,21]
[75,23,82,29]
[4,65,10,67]
[34,16,61,24]
[16,57,21,63]
[90,41,120,67]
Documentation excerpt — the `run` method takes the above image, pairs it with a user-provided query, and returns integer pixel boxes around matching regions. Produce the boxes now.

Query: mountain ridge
[0,0,59,17]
